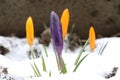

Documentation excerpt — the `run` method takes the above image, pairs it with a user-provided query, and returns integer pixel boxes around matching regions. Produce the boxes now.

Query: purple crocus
[50,11,63,70]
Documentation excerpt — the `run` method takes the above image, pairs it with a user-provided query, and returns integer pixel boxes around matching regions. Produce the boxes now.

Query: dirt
[0,46,9,55]
[0,0,120,38]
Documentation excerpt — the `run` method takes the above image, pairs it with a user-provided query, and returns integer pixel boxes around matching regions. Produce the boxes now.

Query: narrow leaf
[73,54,89,72]
[30,48,36,59]
[65,24,75,52]
[43,45,48,57]
[98,41,109,55]
[52,44,60,71]
[55,51,60,71]
[33,61,41,77]
[68,24,75,40]
[74,38,89,65]
[49,70,51,77]
[43,23,48,29]
[61,57,67,74]
[41,55,46,72]
[30,62,40,77]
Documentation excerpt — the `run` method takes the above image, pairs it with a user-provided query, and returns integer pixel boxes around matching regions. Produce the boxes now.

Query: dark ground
[0,0,120,39]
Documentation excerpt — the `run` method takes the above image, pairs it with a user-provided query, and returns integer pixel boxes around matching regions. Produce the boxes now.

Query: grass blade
[98,41,109,55]
[30,62,39,77]
[61,57,67,74]
[41,55,46,72]
[43,23,48,29]
[49,70,51,77]
[73,54,89,72]
[33,61,41,77]
[52,43,60,71]
[98,43,104,55]
[55,51,60,71]
[30,47,36,59]
[68,24,75,40]
[74,38,89,65]
[65,24,75,52]
[43,45,48,57]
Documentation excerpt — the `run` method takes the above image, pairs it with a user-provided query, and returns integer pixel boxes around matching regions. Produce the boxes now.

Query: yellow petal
[89,26,96,51]
[60,8,70,40]
[26,16,34,46]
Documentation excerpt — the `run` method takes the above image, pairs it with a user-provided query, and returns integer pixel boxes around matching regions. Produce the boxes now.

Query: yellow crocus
[60,8,70,40]
[89,26,96,51]
[26,16,34,46]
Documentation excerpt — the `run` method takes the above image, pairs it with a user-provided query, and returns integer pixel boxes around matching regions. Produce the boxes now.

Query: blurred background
[0,0,120,39]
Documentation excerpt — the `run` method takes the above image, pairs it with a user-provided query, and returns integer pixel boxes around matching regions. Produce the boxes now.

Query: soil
[0,0,120,38]
[0,46,9,55]
[105,67,118,79]
[0,66,15,80]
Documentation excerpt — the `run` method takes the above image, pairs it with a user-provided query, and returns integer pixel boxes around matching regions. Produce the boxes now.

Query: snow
[0,36,120,80]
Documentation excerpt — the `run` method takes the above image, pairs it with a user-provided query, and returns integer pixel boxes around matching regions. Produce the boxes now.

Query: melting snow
[0,36,120,80]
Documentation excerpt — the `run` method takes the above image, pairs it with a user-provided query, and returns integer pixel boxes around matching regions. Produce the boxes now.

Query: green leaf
[30,62,41,77]
[61,57,67,74]
[43,45,48,57]
[68,24,75,40]
[73,54,89,72]
[79,39,85,47]
[98,41,109,55]
[30,47,36,59]
[43,23,48,29]
[55,51,60,71]
[74,38,89,65]
[49,70,51,77]
[65,24,75,52]
[41,55,46,72]
[52,44,60,71]
[33,61,41,77]
[30,62,38,77]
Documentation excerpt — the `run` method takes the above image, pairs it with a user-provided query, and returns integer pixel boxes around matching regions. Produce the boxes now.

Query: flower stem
[43,45,48,57]
[74,38,89,65]
[30,47,36,59]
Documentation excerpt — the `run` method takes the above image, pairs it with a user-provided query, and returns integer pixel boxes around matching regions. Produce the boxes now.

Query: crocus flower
[89,26,96,51]
[61,8,70,40]
[50,11,63,70]
[26,16,34,47]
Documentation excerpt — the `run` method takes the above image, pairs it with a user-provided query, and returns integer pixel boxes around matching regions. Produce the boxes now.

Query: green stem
[52,44,60,71]
[33,61,41,77]
[65,24,75,52]
[74,38,89,65]
[43,45,48,57]
[41,55,46,72]
[98,41,109,55]
[30,62,41,77]
[61,57,67,74]
[73,54,89,72]
[30,47,36,59]
[43,23,48,29]
[49,70,51,77]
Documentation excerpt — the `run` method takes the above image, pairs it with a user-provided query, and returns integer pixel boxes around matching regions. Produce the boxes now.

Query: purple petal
[50,11,63,70]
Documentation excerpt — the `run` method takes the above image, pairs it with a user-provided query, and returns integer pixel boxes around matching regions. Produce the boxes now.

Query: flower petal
[50,11,63,53]
[26,16,34,46]
[61,8,70,39]
[50,11,63,70]
[89,26,96,51]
